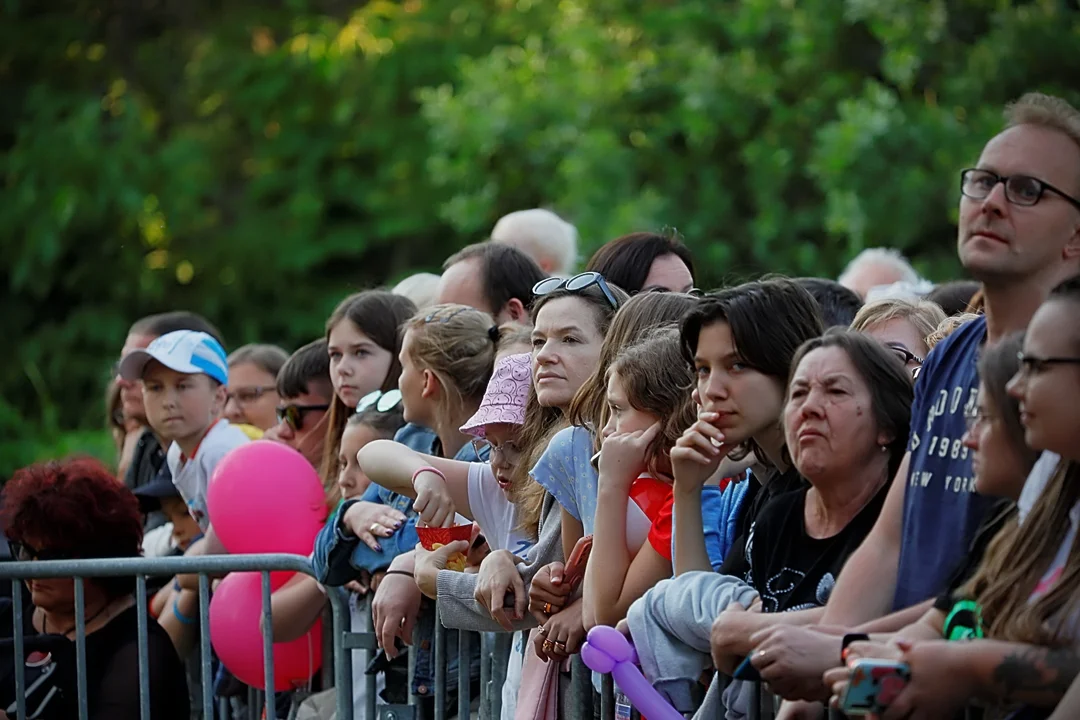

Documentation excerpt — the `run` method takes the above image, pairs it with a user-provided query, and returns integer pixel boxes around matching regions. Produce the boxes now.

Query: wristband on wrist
[173,598,197,626]
[383,570,415,579]
[412,466,447,486]
[841,633,870,664]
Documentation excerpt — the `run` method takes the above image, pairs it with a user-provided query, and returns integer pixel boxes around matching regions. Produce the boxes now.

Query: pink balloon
[207,441,327,554]
[210,572,322,691]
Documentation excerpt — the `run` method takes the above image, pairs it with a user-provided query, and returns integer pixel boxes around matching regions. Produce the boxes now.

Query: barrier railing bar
[74,576,88,720]
[434,605,446,720]
[328,586,354,720]
[0,554,316,579]
[479,633,491,720]
[135,574,150,720]
[262,571,277,720]
[12,579,26,720]
[363,594,377,720]
[600,673,615,720]
[199,573,214,720]
[457,630,470,720]
[407,640,418,709]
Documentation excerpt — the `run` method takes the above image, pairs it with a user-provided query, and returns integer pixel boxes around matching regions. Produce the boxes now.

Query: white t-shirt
[167,420,250,531]
[466,463,534,557]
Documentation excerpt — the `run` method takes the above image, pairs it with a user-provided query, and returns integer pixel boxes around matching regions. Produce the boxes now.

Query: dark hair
[926,280,982,317]
[796,277,864,328]
[322,291,417,488]
[978,332,1039,475]
[680,278,825,462]
[443,243,546,317]
[2,458,143,597]
[584,232,695,295]
[787,328,913,480]
[277,339,332,400]
[227,343,289,379]
[129,311,225,347]
[349,403,406,442]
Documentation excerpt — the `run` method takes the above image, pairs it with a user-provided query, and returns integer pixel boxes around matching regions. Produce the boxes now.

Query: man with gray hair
[490,208,578,277]
[838,246,921,299]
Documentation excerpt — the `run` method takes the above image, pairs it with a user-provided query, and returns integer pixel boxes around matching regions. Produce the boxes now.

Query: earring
[880,444,888,453]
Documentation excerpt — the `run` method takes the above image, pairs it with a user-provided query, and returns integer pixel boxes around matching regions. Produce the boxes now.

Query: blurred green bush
[2,0,1078,476]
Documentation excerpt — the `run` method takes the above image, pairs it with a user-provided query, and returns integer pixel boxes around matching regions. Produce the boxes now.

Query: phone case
[561,535,594,591]
[732,655,761,682]
[839,659,911,716]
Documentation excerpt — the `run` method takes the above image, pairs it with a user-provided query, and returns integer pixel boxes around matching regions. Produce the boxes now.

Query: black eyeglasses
[886,343,924,368]
[532,272,621,310]
[276,403,330,431]
[1017,352,1080,375]
[9,541,72,562]
[961,169,1080,213]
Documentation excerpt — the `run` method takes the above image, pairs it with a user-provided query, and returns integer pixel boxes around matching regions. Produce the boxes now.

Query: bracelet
[173,598,197,626]
[841,633,870,665]
[383,570,414,579]
[412,466,446,485]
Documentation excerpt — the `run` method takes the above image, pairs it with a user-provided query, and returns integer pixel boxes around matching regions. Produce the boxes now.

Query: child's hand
[671,411,732,492]
[342,501,407,551]
[412,470,455,528]
[598,423,661,485]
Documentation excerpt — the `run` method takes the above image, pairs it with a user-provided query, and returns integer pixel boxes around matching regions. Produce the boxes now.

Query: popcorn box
[416,524,473,572]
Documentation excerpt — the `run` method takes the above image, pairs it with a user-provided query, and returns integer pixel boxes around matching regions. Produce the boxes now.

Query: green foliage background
[2,0,1079,476]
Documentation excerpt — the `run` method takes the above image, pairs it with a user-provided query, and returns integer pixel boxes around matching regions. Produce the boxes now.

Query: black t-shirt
[744,482,888,612]
[0,604,189,720]
[718,465,807,579]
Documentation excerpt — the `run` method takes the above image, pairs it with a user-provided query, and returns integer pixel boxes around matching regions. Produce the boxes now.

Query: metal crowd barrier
[0,552,851,720]
[0,554,359,720]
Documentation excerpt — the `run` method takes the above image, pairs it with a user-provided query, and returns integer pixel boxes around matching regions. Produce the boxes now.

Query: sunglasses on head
[9,541,72,563]
[276,403,330,431]
[356,389,403,414]
[532,272,621,310]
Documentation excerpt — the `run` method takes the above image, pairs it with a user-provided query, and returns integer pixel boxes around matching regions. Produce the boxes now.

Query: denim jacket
[311,423,487,696]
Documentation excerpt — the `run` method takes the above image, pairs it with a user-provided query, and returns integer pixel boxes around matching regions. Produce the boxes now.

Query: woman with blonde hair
[850,297,946,377]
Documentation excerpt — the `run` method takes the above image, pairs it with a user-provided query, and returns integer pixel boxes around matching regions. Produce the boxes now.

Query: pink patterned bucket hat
[460,353,532,438]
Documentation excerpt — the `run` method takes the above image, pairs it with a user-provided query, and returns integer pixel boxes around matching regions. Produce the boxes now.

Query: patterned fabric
[530,425,599,529]
[461,353,532,437]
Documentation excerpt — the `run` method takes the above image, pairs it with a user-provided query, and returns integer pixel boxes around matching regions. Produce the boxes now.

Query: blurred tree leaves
[1,0,1078,475]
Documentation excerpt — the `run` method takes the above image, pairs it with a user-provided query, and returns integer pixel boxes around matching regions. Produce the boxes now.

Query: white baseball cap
[119,330,229,385]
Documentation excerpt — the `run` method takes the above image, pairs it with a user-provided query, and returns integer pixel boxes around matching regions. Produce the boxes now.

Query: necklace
[42,600,115,638]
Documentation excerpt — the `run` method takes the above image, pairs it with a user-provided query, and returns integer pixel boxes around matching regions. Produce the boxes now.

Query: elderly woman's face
[18,536,77,614]
[784,346,890,481]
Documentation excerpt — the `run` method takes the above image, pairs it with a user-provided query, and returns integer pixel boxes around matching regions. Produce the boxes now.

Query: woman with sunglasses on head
[0,458,189,720]
[850,297,946,379]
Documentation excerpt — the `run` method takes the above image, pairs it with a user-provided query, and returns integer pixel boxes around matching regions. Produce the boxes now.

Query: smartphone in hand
[839,659,911,716]
[561,535,593,592]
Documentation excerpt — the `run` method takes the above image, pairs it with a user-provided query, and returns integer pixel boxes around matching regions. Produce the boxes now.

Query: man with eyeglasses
[758,93,1080,716]
[263,339,334,469]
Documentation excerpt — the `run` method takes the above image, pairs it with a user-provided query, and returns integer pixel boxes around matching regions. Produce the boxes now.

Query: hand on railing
[710,599,764,674]
[528,562,573,624]
[474,549,527,631]
[372,554,422,659]
[749,625,843,701]
[534,599,585,663]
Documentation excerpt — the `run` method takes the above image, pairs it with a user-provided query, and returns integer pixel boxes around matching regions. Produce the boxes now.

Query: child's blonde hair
[607,325,696,477]
[404,304,498,442]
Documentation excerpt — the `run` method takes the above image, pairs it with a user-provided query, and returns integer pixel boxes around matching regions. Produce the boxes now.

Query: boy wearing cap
[121,330,249,531]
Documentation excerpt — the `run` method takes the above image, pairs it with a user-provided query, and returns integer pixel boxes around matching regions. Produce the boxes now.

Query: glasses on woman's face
[471,439,522,465]
[886,342,924,368]
[532,272,622,310]
[9,541,72,562]
[964,406,995,433]
[276,403,330,432]
[356,389,403,413]
[227,386,272,406]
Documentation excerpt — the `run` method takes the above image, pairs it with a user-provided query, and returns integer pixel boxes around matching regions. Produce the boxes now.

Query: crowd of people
[2,89,1080,720]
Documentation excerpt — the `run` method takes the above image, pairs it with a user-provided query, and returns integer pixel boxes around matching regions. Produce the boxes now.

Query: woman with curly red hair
[0,457,188,719]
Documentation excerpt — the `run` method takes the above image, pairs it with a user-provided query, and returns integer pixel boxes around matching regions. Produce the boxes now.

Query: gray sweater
[436,493,564,633]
